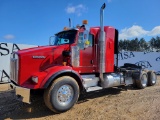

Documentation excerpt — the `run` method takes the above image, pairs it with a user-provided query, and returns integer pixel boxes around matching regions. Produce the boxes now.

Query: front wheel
[44,76,79,113]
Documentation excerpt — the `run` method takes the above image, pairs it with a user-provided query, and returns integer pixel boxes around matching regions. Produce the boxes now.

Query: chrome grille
[10,53,19,83]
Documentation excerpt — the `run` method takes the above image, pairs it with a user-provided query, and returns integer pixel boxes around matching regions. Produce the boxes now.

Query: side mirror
[49,36,55,45]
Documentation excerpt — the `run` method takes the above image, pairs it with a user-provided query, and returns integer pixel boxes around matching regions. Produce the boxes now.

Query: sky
[0,0,160,45]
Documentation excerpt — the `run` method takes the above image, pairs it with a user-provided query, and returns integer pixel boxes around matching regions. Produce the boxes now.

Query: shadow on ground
[1,86,136,119]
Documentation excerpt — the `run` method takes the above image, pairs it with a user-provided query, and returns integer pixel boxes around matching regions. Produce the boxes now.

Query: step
[86,86,103,92]
[83,77,99,88]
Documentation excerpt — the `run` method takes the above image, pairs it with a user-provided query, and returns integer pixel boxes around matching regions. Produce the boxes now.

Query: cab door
[77,31,96,73]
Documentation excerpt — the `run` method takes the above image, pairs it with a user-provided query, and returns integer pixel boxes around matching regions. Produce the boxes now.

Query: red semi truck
[10,3,157,113]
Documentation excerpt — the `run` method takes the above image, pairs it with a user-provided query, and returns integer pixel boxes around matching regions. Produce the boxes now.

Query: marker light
[63,27,69,30]
[63,62,67,66]
[82,20,88,25]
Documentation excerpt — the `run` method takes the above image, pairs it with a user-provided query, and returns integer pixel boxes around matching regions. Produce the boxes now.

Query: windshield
[52,30,77,45]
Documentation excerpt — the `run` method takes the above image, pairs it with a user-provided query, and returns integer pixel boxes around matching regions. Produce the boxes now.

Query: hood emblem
[32,56,46,59]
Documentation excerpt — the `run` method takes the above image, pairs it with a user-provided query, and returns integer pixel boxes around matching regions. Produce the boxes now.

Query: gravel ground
[0,76,160,120]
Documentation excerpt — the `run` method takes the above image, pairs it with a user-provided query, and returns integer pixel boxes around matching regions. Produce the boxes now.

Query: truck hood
[17,45,58,55]
[14,44,69,85]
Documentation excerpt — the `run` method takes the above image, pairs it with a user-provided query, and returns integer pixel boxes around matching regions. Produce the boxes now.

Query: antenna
[69,18,72,28]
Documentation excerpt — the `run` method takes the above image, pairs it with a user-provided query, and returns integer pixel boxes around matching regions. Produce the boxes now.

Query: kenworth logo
[32,56,46,59]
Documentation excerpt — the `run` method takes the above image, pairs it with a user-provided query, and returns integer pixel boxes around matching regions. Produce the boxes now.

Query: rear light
[32,76,38,84]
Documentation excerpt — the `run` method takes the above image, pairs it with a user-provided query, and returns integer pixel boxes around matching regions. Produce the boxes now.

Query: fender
[40,66,83,89]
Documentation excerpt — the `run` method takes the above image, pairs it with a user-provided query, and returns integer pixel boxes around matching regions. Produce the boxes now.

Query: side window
[78,31,93,49]
[88,34,93,47]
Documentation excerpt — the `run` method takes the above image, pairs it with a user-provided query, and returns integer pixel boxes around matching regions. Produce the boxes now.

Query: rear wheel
[136,71,148,89]
[147,71,157,86]
[44,76,79,113]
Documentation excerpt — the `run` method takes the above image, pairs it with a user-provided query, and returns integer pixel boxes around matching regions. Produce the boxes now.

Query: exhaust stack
[99,3,106,81]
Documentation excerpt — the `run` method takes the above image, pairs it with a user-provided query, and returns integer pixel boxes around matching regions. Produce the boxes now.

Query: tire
[44,76,79,113]
[147,71,157,86]
[136,71,148,89]
[132,79,137,88]
[132,72,140,88]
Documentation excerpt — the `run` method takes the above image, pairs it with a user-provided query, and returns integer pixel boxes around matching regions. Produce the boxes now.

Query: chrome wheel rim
[142,74,147,87]
[57,85,74,106]
[152,73,156,84]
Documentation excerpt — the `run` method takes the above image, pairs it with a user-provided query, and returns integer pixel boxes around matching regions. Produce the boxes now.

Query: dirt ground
[0,76,160,120]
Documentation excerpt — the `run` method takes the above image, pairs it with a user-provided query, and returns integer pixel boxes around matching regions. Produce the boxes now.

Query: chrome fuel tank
[101,73,124,88]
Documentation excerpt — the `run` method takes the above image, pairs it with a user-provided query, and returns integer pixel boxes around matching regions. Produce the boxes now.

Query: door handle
[90,60,93,64]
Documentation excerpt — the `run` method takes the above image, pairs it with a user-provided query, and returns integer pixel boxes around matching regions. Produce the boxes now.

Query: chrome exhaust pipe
[99,3,106,81]
[100,3,106,32]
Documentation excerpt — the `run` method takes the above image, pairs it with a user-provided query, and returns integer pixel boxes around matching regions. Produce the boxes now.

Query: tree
[123,39,130,51]
[149,37,156,50]
[128,38,140,51]
[118,40,124,51]
[118,36,160,52]
[155,36,160,51]
[139,38,149,51]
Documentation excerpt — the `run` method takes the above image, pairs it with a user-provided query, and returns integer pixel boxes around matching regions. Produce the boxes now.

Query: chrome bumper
[10,82,30,104]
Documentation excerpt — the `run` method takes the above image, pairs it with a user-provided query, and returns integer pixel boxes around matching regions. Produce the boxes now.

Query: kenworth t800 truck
[10,3,157,113]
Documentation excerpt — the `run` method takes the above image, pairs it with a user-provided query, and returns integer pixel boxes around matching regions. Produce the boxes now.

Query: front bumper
[10,81,30,104]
